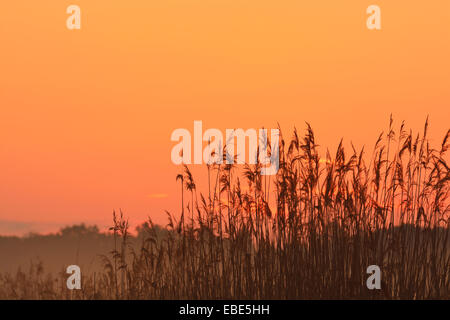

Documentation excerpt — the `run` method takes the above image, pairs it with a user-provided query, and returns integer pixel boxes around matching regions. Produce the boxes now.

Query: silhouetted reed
[1,118,448,299]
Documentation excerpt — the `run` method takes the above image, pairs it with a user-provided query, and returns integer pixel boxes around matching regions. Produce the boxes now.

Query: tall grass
[1,118,449,299]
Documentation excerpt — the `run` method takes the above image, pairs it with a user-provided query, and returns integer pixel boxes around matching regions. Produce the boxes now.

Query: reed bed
[1,118,449,299]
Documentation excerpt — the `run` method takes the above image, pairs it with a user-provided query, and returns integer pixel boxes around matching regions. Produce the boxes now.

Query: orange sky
[0,1,449,235]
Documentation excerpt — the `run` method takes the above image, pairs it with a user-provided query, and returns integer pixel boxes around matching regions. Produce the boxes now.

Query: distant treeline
[0,223,167,275]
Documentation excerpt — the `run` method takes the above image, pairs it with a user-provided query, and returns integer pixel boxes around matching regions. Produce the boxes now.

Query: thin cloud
[149,193,169,199]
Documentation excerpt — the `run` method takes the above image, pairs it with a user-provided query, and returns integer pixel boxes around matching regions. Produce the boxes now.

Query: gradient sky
[1,1,449,235]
